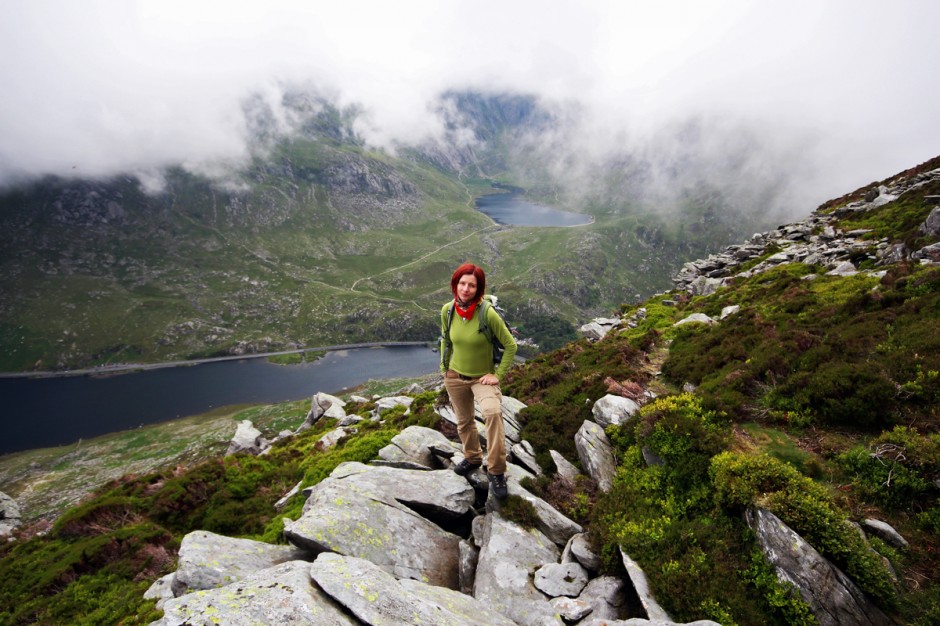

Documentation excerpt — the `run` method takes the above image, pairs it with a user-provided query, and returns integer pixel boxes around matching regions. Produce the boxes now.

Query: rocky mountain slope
[1,153,937,625]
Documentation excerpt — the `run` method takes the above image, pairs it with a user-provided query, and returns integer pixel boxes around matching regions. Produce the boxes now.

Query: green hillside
[1,156,937,624]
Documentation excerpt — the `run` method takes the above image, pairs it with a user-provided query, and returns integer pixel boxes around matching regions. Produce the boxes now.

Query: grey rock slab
[511,440,543,476]
[576,575,629,621]
[861,518,909,549]
[459,538,480,596]
[592,394,641,428]
[153,560,355,626]
[575,420,617,492]
[474,512,564,626]
[550,596,593,622]
[377,424,452,468]
[173,530,309,595]
[310,552,518,626]
[301,392,347,429]
[534,561,590,597]
[621,548,672,621]
[550,450,582,485]
[580,620,721,626]
[486,464,581,546]
[746,507,891,626]
[313,426,356,452]
[562,533,602,572]
[283,466,465,589]
[326,461,475,519]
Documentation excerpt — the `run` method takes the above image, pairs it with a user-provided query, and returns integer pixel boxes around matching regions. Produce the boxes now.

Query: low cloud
[1,0,938,209]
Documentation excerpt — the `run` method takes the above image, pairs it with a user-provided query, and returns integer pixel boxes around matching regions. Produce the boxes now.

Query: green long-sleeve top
[440,301,517,379]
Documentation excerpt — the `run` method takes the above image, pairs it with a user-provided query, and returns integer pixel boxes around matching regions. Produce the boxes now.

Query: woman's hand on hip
[480,373,499,385]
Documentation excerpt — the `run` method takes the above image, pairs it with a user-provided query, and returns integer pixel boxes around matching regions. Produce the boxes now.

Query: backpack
[441,294,512,369]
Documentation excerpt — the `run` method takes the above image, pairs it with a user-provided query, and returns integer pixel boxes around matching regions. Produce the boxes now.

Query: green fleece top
[440,300,518,379]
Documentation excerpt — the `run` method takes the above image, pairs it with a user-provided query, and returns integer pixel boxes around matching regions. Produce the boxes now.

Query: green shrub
[711,452,897,608]
[836,427,940,512]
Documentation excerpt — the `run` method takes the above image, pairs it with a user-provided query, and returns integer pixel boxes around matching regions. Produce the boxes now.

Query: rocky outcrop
[225,420,268,456]
[149,386,900,626]
[592,394,641,428]
[673,167,940,293]
[0,491,21,539]
[746,507,891,626]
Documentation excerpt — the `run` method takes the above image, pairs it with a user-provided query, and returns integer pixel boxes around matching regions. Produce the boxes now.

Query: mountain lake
[475,186,592,226]
[0,345,441,456]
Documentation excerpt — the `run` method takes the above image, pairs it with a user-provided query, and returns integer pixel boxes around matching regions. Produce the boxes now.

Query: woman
[440,263,517,500]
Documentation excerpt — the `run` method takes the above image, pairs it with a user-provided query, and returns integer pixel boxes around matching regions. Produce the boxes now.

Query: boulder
[562,533,602,572]
[283,464,471,589]
[154,560,355,626]
[534,561,590,597]
[551,596,594,622]
[673,313,717,327]
[861,518,909,549]
[473,512,564,626]
[0,491,21,539]
[300,392,347,430]
[746,507,891,626]
[377,425,454,468]
[372,395,413,419]
[550,450,582,485]
[326,462,475,520]
[225,420,268,456]
[313,427,356,452]
[575,420,618,492]
[311,552,518,626]
[826,260,858,276]
[920,206,940,237]
[172,530,309,595]
[592,394,641,428]
[576,576,630,621]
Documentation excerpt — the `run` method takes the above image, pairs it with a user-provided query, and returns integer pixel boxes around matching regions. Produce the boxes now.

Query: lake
[475,186,592,227]
[0,345,441,456]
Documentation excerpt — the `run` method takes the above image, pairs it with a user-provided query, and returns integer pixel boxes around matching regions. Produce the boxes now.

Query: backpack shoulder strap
[478,296,494,341]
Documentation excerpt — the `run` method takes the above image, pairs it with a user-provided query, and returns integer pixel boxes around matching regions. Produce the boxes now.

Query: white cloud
[1,0,938,204]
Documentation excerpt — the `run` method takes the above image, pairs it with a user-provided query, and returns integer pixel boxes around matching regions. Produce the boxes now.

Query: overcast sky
[1,0,938,204]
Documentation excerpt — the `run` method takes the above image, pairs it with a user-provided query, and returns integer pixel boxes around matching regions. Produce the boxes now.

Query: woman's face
[456,273,478,303]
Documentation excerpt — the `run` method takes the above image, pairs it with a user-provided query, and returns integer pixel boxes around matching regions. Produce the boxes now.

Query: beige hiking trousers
[443,371,507,475]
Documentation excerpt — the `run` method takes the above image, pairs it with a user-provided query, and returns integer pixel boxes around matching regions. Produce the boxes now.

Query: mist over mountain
[0,87,827,372]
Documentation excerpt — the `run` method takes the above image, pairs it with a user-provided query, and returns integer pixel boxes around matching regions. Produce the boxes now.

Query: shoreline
[0,341,433,380]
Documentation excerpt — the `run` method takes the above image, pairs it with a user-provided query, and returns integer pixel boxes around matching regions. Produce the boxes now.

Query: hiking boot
[489,473,508,500]
[453,458,482,476]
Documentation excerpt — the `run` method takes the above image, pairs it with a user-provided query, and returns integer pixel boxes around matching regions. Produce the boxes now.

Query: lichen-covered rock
[473,512,564,626]
[283,464,469,589]
[311,552,518,626]
[592,394,641,428]
[153,560,355,626]
[173,530,309,595]
[487,464,582,546]
[378,425,455,468]
[534,561,590,597]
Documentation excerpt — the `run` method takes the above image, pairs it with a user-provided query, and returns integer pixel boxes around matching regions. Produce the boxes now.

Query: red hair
[450,263,486,302]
